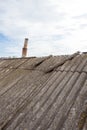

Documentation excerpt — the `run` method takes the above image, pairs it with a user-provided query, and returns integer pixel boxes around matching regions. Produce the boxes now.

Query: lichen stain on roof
[0,52,87,130]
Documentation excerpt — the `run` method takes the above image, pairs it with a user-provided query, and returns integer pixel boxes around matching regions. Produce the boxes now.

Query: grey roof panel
[0,52,87,130]
[62,79,87,130]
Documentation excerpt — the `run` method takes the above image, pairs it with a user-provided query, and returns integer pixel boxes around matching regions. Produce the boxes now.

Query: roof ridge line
[32,55,52,68]
[45,51,80,73]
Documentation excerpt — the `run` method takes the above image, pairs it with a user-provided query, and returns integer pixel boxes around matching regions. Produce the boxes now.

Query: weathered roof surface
[0,52,87,130]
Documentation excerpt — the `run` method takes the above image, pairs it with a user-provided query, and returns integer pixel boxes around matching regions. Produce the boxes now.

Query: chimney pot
[22,38,28,57]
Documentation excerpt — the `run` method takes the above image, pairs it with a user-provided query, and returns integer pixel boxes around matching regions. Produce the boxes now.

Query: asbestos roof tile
[82,61,87,73]
[19,57,49,70]
[60,79,87,130]
[76,54,87,72]
[0,52,87,130]
[35,56,67,72]
[0,59,15,68]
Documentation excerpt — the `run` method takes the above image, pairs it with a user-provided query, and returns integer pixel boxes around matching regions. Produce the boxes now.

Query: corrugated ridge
[45,51,80,73]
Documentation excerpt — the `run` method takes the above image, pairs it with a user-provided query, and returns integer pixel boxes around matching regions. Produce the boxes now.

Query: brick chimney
[22,38,28,57]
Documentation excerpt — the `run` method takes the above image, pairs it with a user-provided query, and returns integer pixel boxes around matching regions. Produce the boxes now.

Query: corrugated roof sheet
[0,52,87,130]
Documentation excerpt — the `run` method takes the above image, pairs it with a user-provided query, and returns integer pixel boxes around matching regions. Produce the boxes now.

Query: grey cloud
[0,0,66,38]
[73,13,87,19]
[50,35,64,41]
[79,23,87,29]
[63,28,76,36]
[31,34,64,42]
[20,0,66,23]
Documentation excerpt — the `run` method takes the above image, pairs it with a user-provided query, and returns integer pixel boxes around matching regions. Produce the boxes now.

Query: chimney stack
[22,38,28,57]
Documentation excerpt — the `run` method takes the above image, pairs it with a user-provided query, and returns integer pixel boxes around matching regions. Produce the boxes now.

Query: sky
[0,0,87,57]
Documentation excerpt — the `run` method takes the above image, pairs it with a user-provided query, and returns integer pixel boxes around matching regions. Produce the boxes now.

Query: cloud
[73,13,87,19]
[0,0,87,57]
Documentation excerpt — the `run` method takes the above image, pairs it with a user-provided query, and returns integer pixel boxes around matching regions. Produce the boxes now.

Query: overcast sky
[0,0,87,57]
